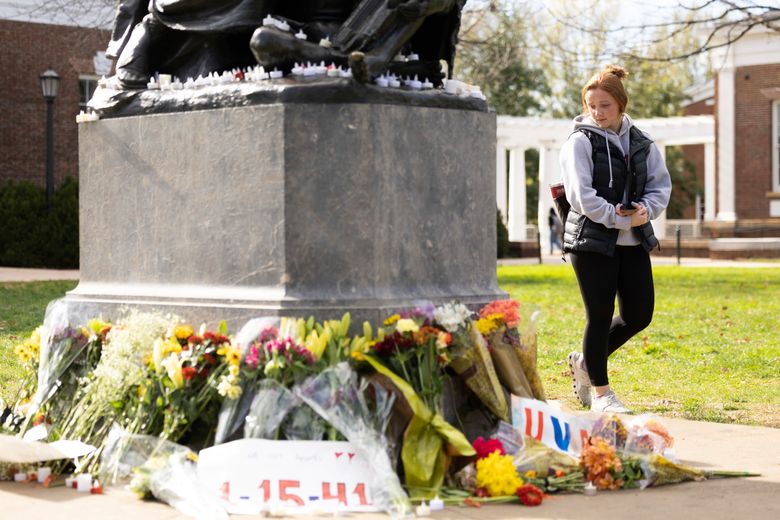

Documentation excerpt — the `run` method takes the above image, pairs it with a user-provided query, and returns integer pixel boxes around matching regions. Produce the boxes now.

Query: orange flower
[479,299,521,328]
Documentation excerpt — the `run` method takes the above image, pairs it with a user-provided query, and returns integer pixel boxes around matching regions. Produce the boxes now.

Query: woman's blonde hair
[581,65,629,114]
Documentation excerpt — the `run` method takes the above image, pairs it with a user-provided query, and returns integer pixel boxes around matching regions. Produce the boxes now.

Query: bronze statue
[107,0,466,89]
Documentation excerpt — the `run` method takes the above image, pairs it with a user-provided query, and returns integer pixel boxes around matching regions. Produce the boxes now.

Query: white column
[507,147,527,241]
[717,68,737,221]
[653,143,667,240]
[538,143,561,254]
[496,145,508,223]
[704,142,716,221]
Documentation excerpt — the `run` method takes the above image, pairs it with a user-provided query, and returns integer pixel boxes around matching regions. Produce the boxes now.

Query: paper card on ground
[0,434,96,463]
[197,439,378,515]
[511,397,596,456]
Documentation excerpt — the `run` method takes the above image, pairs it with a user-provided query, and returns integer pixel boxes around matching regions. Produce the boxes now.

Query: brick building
[0,4,110,187]
[683,24,780,241]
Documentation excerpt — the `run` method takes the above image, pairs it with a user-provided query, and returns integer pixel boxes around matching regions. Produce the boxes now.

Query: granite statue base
[67,99,504,329]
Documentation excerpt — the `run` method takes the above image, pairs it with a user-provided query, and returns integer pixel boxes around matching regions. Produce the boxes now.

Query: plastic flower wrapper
[282,400,329,440]
[478,300,545,401]
[589,413,630,451]
[21,299,107,434]
[100,425,228,520]
[447,324,509,421]
[294,363,412,517]
[356,352,476,500]
[214,317,280,444]
[243,379,298,439]
[622,414,675,456]
[513,436,580,477]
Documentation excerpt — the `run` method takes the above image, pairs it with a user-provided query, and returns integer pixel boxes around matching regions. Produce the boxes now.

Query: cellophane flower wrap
[100,425,228,520]
[436,303,509,421]
[354,306,476,499]
[216,314,358,442]
[477,299,545,401]
[295,363,411,518]
[16,299,107,437]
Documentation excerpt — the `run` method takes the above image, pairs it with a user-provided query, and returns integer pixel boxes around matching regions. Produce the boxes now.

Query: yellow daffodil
[395,318,419,334]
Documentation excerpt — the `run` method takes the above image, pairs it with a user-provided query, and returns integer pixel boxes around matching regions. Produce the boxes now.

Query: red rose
[516,484,544,506]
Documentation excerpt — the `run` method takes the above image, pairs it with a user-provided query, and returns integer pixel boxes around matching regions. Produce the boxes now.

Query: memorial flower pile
[2,298,757,517]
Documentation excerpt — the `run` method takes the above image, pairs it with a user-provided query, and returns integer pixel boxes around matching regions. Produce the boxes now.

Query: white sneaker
[591,390,631,414]
[567,352,592,408]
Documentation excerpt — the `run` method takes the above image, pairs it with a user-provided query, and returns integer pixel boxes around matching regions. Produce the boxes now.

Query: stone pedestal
[67,100,504,328]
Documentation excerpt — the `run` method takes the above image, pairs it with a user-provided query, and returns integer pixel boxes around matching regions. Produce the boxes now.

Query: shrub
[0,178,79,268]
[497,209,509,258]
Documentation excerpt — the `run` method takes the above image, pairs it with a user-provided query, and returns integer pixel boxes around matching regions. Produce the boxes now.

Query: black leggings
[569,245,654,386]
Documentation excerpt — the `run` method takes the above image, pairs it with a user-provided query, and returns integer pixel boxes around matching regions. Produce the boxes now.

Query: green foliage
[456,4,550,116]
[0,178,79,268]
[497,209,509,258]
[499,264,780,427]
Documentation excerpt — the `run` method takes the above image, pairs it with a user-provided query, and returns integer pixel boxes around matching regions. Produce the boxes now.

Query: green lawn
[499,264,780,427]
[1,268,779,427]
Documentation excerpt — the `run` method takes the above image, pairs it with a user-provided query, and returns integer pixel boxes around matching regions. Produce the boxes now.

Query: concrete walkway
[1,416,779,519]
[1,255,778,284]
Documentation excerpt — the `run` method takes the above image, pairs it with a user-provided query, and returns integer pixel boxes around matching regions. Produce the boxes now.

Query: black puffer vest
[563,126,659,256]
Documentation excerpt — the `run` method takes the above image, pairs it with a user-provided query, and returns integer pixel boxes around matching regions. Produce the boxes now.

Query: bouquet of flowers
[477,299,545,400]
[434,303,509,421]
[354,305,475,498]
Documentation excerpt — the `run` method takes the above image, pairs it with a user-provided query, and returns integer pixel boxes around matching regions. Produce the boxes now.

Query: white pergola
[496,115,715,249]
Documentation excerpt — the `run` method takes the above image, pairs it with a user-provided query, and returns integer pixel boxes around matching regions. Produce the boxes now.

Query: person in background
[559,65,671,414]
[548,208,563,254]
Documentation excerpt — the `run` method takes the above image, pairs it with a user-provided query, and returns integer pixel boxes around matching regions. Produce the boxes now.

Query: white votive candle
[64,475,75,488]
[37,467,51,483]
[14,472,27,482]
[76,473,92,492]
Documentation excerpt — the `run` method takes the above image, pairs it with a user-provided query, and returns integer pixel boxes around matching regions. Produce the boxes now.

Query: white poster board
[197,439,378,515]
[511,397,595,457]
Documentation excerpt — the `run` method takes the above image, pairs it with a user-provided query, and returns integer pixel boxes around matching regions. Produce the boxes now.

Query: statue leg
[250,25,348,71]
[115,14,169,88]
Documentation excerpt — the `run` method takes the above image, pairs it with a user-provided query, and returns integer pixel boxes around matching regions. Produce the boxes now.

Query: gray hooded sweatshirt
[559,113,672,247]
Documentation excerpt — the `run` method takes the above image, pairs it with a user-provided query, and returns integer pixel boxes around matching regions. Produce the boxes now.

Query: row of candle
[415,495,445,516]
[13,468,102,493]
[76,110,99,123]
[375,73,433,90]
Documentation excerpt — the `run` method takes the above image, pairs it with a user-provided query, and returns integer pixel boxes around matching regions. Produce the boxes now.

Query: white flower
[433,303,472,332]
[217,378,242,399]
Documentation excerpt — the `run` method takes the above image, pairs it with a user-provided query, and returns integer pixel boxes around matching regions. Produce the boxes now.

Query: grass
[0,281,78,405]
[1,267,779,427]
[499,264,780,427]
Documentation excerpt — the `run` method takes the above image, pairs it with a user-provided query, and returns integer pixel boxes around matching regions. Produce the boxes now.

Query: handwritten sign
[511,397,595,456]
[197,439,377,515]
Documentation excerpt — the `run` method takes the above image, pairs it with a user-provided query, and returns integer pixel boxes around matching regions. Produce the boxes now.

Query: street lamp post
[40,67,60,211]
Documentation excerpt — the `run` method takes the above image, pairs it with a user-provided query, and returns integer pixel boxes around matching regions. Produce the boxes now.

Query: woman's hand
[629,205,649,227]
[616,203,637,216]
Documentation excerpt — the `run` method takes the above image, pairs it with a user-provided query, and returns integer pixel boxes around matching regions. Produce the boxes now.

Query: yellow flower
[30,327,43,348]
[218,344,241,366]
[229,364,240,377]
[351,350,366,361]
[395,318,419,334]
[475,452,524,496]
[185,451,198,463]
[161,354,184,389]
[174,324,194,340]
[476,314,502,336]
[383,314,401,326]
[524,470,538,479]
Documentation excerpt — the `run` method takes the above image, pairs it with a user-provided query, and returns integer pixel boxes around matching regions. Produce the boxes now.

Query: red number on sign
[279,480,304,505]
[322,482,347,505]
[258,480,270,502]
[352,483,368,505]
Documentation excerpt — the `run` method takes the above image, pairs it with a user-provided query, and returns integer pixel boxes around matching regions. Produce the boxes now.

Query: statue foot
[348,51,391,83]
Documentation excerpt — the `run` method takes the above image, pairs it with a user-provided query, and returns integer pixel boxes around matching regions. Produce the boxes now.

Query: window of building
[79,76,99,112]
[774,100,780,192]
